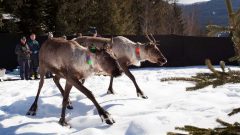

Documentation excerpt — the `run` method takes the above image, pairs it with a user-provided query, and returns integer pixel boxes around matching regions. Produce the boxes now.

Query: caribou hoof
[26,105,38,116]
[66,101,73,109]
[137,93,148,99]
[59,118,71,128]
[67,104,73,110]
[100,112,115,125]
[26,110,36,116]
[107,90,115,95]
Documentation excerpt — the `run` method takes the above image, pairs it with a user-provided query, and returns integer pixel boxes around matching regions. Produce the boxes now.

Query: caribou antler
[150,33,156,43]
[145,32,153,43]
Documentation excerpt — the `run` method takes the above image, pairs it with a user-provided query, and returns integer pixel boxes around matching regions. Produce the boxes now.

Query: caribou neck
[135,45,147,62]
[85,51,102,72]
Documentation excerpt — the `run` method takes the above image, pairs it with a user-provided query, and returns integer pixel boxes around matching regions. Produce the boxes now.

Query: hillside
[181,0,240,29]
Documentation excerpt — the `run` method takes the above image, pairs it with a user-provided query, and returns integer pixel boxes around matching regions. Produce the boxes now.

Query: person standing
[28,33,40,79]
[15,36,31,80]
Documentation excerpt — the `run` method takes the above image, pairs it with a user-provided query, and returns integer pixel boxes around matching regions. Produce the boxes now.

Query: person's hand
[27,50,32,54]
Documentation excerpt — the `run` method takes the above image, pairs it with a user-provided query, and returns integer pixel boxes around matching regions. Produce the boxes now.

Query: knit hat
[21,36,26,40]
[88,26,97,35]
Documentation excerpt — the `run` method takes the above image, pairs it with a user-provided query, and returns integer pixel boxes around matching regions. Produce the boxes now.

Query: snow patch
[177,0,210,5]
[0,66,240,134]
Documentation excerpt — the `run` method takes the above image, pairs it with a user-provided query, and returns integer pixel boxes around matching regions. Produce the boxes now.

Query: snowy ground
[0,66,240,135]
[177,0,210,5]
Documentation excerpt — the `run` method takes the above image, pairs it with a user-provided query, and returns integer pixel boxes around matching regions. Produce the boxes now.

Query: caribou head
[143,34,167,66]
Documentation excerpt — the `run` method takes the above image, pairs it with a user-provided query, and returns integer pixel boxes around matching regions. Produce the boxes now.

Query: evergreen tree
[16,0,47,35]
[53,0,68,36]
[2,0,23,13]
[229,107,240,116]
[171,1,185,35]
[45,0,97,36]
[132,0,143,35]
[1,0,20,33]
[0,0,189,35]
[1,0,48,34]
[0,0,4,29]
[75,0,98,34]
[162,59,240,91]
[93,0,135,35]
[131,0,186,35]
[183,5,202,36]
[168,119,240,135]
[44,0,58,34]
[112,0,135,35]
[89,0,113,34]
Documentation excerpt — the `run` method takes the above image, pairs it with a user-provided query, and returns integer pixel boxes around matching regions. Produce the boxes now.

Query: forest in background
[0,0,202,36]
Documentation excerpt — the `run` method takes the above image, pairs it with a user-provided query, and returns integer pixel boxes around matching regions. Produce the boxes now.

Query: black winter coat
[15,43,31,61]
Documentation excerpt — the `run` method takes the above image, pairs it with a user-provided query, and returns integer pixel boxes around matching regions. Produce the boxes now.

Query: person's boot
[34,72,39,80]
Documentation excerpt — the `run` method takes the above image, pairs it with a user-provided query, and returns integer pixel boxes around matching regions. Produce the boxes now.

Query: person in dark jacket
[88,26,98,37]
[28,33,40,79]
[15,36,31,80]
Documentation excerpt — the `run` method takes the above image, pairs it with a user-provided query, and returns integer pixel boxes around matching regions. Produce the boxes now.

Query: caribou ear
[103,38,113,51]
[103,43,112,50]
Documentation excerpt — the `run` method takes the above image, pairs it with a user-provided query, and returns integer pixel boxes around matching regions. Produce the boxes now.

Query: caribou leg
[68,77,115,125]
[59,81,72,127]
[52,76,85,109]
[119,63,148,99]
[107,76,115,94]
[53,75,73,109]
[26,68,46,116]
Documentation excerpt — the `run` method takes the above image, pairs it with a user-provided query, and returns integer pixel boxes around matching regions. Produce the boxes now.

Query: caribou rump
[73,35,167,99]
[26,37,121,126]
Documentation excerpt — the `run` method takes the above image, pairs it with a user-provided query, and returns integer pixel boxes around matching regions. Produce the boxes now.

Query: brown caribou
[73,35,167,99]
[26,36,121,126]
[51,36,114,110]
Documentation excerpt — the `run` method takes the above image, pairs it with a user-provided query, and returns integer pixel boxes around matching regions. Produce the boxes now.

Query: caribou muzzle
[157,57,167,66]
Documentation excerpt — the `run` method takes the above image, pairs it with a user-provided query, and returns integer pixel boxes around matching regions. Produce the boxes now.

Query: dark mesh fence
[0,33,237,70]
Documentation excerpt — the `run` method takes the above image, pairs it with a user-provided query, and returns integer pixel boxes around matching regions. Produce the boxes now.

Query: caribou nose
[163,58,167,64]
[158,58,167,65]
[158,58,167,66]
